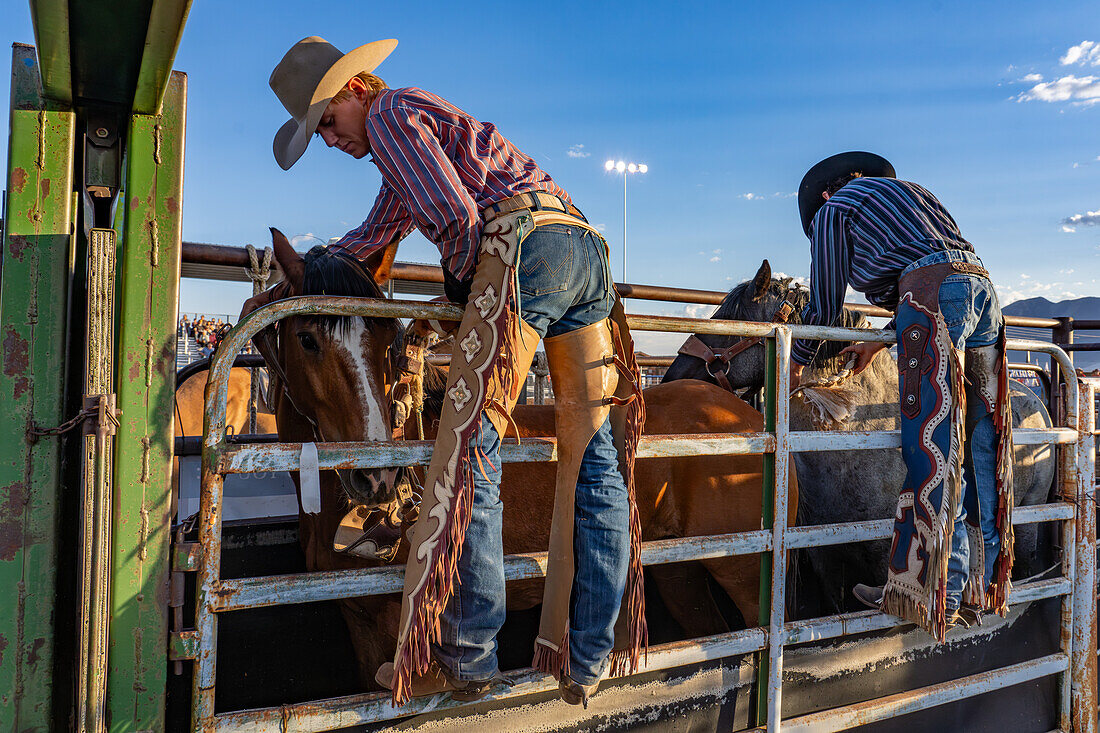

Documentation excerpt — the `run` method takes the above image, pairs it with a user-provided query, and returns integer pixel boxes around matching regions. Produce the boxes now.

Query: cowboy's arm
[367,106,481,283]
[329,181,415,259]
[792,204,850,367]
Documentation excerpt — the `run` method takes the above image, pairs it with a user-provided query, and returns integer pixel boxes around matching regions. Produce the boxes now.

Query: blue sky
[3,1,1099,351]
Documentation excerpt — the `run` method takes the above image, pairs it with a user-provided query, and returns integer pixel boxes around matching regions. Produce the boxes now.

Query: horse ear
[270,227,304,291]
[361,240,400,286]
[751,259,772,302]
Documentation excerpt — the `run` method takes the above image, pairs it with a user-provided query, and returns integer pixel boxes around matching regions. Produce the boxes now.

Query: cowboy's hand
[838,341,887,376]
[409,296,461,341]
[239,284,280,322]
[790,362,804,390]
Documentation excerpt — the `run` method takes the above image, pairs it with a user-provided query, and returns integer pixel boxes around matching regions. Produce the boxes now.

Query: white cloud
[1020,72,1043,82]
[712,249,722,254]
[1020,273,1032,279]
[1063,225,1078,233]
[773,272,810,289]
[566,144,590,159]
[1062,209,1100,227]
[709,256,721,263]
[1060,41,1100,67]
[997,275,1090,306]
[739,192,797,201]
[292,233,324,250]
[1017,74,1100,105]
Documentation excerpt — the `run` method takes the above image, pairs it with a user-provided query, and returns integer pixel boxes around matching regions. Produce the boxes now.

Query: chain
[29,395,120,442]
[28,407,98,438]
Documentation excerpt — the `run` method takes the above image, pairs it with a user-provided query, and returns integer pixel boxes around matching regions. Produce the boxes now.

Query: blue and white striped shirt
[792,177,975,365]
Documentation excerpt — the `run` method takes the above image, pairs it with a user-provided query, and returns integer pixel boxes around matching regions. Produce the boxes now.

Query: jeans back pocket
[519,225,575,297]
[938,275,972,331]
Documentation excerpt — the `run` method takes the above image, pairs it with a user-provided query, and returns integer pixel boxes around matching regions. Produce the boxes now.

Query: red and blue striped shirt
[793,177,976,365]
[328,87,570,280]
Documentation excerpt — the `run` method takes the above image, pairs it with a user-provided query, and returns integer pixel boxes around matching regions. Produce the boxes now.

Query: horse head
[252,229,406,509]
[662,259,811,391]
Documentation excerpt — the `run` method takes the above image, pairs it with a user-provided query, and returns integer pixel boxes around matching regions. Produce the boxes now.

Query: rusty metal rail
[180,243,1063,328]
[184,296,1097,733]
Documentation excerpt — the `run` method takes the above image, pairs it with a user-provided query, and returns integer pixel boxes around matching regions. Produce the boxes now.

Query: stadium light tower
[604,159,647,282]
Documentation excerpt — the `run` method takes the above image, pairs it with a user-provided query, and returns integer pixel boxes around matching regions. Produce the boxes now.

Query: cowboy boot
[374,660,500,703]
[535,320,618,686]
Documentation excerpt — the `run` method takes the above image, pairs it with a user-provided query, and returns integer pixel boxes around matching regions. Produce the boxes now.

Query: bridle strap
[676,297,798,393]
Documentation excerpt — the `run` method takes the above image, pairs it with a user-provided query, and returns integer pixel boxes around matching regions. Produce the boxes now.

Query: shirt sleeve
[792,204,850,366]
[328,181,415,259]
[367,105,481,281]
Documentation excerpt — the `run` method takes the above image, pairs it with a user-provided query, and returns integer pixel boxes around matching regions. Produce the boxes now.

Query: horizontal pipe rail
[210,504,1069,613]
[780,653,1068,733]
[785,502,1074,551]
[218,427,1073,474]
[783,577,1070,646]
[209,628,769,732]
[181,244,1062,328]
[199,578,1071,731]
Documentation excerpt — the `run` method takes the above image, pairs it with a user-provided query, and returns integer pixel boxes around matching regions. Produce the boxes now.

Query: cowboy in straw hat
[265,36,648,707]
[792,152,1014,640]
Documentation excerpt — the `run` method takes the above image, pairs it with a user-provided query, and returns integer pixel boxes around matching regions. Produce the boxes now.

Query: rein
[677,293,798,392]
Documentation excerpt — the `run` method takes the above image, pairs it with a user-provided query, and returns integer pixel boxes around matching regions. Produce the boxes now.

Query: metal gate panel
[0,42,75,732]
[108,68,187,732]
[180,296,1097,732]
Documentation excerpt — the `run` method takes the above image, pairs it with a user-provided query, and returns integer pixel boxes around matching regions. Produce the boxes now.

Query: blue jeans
[901,250,1003,611]
[434,220,630,685]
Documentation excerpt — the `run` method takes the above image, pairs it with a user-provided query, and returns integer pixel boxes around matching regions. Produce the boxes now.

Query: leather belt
[482,191,585,224]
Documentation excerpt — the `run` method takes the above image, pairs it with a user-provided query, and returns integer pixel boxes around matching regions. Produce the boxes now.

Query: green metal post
[754,336,777,726]
[107,70,186,732]
[0,43,76,732]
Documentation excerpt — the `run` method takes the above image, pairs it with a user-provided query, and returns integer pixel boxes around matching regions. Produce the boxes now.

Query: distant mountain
[1003,297,1100,371]
[1003,296,1100,321]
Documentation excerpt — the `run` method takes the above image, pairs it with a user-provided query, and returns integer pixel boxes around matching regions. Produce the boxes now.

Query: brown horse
[245,230,797,686]
[174,366,277,503]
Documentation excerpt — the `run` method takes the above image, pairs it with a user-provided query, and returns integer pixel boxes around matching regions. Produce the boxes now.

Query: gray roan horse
[662,260,1056,615]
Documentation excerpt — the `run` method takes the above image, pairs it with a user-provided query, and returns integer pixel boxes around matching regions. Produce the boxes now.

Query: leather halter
[677,296,797,393]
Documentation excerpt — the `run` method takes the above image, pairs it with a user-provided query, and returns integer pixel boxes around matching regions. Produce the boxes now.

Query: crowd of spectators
[178,314,232,358]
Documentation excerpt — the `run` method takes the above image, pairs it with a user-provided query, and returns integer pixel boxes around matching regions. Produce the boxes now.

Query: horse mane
[714,276,871,372]
[299,245,391,334]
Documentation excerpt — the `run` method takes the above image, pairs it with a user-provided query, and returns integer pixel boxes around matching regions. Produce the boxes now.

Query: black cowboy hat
[798,151,895,236]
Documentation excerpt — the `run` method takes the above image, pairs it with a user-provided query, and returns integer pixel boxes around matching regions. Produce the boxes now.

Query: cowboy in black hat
[792,152,1014,640]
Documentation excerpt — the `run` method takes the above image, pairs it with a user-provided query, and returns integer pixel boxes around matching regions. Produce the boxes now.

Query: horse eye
[297,332,321,353]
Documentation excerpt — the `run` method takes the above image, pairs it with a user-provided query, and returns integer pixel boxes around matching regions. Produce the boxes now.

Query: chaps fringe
[391,292,523,706]
[880,313,964,644]
[533,632,571,681]
[610,313,649,675]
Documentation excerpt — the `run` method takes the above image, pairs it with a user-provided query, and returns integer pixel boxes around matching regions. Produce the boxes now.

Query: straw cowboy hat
[798,151,895,235]
[270,36,397,170]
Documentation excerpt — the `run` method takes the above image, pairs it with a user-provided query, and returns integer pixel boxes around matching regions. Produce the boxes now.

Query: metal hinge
[172,541,201,572]
[169,630,198,661]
